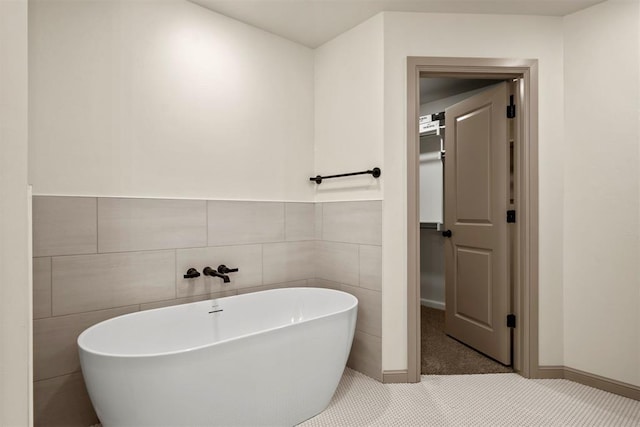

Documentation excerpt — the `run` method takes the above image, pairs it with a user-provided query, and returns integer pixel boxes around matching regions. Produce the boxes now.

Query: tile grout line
[49,256,53,318]
[357,244,361,289]
[34,370,83,384]
[39,240,314,259]
[41,238,376,258]
[95,197,99,254]
[174,249,178,299]
[283,202,287,242]
[38,303,141,322]
[260,243,264,286]
[320,202,324,241]
[313,203,324,277]
[205,200,209,247]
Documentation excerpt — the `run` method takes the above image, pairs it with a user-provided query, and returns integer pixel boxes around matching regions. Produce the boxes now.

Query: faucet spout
[203,266,230,283]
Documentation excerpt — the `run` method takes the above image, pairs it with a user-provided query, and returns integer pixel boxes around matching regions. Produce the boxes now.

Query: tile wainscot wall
[32,196,382,426]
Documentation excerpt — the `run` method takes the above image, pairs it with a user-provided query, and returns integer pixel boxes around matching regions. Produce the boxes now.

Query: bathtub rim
[77,287,358,359]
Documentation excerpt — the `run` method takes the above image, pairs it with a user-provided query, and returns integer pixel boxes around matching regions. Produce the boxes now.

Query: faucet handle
[217,264,239,274]
[183,268,201,279]
[202,266,216,276]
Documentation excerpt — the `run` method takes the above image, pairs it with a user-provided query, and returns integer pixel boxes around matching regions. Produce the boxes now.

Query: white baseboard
[420,298,445,310]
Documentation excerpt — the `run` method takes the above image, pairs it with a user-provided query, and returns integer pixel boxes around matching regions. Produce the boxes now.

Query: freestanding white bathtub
[78,287,357,427]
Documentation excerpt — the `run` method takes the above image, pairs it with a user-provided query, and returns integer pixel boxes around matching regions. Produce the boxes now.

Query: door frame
[406,57,539,382]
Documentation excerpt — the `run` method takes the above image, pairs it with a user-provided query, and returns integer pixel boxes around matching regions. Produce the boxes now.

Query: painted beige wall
[314,14,384,201]
[29,0,315,201]
[27,0,640,389]
[563,0,640,387]
[382,12,565,370]
[0,0,32,424]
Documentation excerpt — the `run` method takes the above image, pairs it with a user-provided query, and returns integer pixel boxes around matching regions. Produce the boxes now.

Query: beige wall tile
[34,305,138,381]
[322,201,382,245]
[315,203,323,240]
[52,251,175,316]
[33,257,52,319]
[285,203,315,241]
[359,244,382,291]
[34,372,98,427]
[263,241,315,284]
[237,280,308,295]
[347,331,382,381]
[176,245,262,298]
[341,284,382,337]
[208,201,284,245]
[140,290,237,311]
[33,196,97,257]
[98,198,207,253]
[308,278,342,291]
[316,241,359,286]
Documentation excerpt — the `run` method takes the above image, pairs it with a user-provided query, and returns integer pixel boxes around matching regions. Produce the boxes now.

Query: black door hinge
[507,210,516,223]
[507,95,516,118]
[507,314,516,328]
[431,112,445,121]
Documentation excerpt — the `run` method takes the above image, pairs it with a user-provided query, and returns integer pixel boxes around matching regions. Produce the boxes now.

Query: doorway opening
[406,57,540,383]
[419,77,514,375]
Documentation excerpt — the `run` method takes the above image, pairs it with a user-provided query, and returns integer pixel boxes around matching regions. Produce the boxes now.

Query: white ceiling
[188,0,604,48]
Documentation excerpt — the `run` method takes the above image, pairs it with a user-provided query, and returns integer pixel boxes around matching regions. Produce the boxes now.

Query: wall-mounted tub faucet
[203,266,230,283]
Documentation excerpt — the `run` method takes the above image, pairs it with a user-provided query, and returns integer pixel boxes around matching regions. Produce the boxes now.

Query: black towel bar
[310,167,381,185]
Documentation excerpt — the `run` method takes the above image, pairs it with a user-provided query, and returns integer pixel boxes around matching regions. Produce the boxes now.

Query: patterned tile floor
[300,368,640,426]
[90,368,639,426]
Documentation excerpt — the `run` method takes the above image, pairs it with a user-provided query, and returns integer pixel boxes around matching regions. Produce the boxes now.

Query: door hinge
[431,112,445,121]
[507,95,516,118]
[507,210,516,223]
[507,314,516,328]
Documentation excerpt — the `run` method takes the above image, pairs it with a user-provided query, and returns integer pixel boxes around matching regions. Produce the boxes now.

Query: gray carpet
[422,305,513,375]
